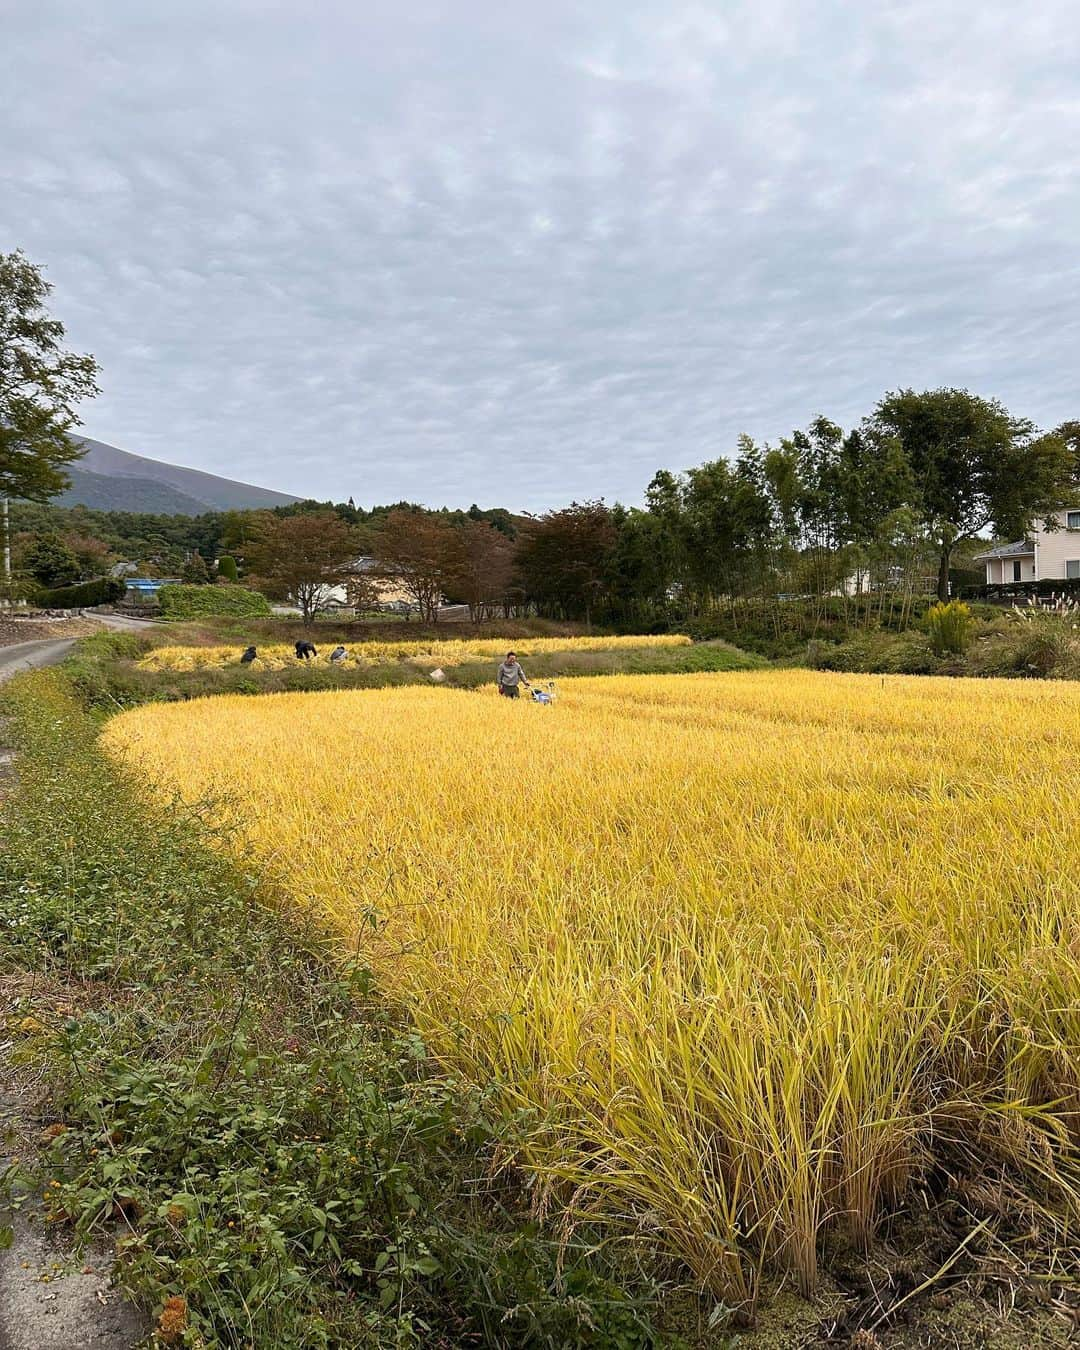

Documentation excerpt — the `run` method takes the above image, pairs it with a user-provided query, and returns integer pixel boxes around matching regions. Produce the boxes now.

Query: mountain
[55,437,301,515]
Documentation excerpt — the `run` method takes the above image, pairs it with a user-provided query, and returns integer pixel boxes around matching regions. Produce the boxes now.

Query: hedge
[959,579,1080,602]
[157,583,272,619]
[35,576,126,608]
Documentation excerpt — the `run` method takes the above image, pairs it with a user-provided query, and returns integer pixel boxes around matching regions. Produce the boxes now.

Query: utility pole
[1,497,9,606]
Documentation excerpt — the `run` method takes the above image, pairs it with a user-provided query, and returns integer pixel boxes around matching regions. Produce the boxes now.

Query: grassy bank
[0,670,678,1348]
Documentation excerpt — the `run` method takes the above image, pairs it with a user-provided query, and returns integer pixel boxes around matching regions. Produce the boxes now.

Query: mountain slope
[56,437,301,515]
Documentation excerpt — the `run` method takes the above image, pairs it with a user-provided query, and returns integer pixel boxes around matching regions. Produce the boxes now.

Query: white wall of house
[1034,509,1080,581]
[984,555,1035,584]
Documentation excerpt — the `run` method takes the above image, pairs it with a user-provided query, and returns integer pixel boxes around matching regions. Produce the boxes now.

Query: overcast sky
[3,2,1079,511]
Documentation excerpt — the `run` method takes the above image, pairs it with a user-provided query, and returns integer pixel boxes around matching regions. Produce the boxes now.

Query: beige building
[974,509,1080,584]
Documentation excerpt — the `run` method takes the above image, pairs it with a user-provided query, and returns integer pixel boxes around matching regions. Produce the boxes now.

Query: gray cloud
[2,0,1078,510]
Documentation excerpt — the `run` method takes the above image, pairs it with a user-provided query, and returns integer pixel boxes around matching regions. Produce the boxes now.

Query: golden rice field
[138,633,692,672]
[101,671,1080,1301]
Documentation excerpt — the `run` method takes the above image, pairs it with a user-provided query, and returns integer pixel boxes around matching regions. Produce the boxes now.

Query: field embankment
[102,670,1080,1332]
[65,628,763,706]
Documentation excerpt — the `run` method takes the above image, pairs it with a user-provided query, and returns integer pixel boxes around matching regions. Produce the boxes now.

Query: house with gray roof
[974,509,1080,584]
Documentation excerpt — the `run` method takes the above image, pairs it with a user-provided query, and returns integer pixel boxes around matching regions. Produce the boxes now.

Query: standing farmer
[497,651,530,699]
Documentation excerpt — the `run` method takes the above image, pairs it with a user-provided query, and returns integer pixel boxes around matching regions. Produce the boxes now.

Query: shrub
[157,583,271,620]
[216,554,239,582]
[926,600,975,656]
[807,631,940,675]
[35,575,126,608]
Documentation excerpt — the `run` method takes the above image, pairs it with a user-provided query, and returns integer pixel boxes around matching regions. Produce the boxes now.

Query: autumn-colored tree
[370,510,463,622]
[244,510,362,625]
[63,531,112,579]
[515,501,616,625]
[447,519,516,622]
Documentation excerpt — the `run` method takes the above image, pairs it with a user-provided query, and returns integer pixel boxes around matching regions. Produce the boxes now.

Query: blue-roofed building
[124,577,181,597]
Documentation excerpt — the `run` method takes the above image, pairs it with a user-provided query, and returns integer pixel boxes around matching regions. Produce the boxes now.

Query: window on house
[1067,511,1080,530]
[1012,560,1022,581]
[1067,560,1080,580]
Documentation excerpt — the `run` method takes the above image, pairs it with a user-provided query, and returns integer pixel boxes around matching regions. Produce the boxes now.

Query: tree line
[4,247,1078,624]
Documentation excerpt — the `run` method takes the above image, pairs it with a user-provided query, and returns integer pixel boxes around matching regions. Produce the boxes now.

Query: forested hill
[56,436,300,514]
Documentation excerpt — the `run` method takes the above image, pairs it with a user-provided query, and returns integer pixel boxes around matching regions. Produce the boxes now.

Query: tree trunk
[936,547,951,603]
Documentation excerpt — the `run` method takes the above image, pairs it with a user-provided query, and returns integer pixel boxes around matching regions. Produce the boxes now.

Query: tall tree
[867,388,1075,600]
[244,510,362,625]
[514,501,616,625]
[447,519,515,622]
[0,250,100,502]
[370,510,464,622]
[181,551,211,584]
[24,532,80,587]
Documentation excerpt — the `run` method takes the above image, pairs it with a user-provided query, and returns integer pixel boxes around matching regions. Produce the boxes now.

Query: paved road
[91,612,158,632]
[0,613,155,684]
[0,637,76,683]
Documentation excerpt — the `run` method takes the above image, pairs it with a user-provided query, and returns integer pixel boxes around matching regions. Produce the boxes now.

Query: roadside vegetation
[806,599,1080,679]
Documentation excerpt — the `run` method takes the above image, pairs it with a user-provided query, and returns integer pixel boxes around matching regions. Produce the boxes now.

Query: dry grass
[137,634,692,672]
[101,670,1080,1306]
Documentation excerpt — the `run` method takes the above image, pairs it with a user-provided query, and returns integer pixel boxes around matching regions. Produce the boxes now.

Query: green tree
[514,501,616,625]
[216,554,239,582]
[866,389,1075,600]
[0,250,100,502]
[181,551,210,584]
[24,532,80,587]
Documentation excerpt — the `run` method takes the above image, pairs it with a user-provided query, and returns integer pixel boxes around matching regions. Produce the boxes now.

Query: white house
[974,508,1080,585]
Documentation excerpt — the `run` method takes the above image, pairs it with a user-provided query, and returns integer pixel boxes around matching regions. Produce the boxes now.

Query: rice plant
[138,634,692,672]
[102,670,1080,1306]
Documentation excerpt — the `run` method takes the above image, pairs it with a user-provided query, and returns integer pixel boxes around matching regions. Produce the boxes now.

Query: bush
[926,600,975,656]
[807,631,940,675]
[960,578,1080,602]
[216,554,239,582]
[35,575,126,608]
[157,582,271,620]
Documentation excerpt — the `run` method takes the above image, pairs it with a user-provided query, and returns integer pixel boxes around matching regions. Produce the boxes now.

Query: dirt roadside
[1,645,151,1348]
[0,1088,149,1350]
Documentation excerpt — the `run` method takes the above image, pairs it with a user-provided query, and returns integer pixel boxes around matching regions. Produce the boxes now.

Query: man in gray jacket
[497,651,530,699]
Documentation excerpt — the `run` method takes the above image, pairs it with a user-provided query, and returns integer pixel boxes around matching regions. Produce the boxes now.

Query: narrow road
[0,613,155,685]
[90,612,158,633]
[0,638,76,683]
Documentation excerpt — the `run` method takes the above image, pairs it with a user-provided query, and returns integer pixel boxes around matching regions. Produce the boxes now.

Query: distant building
[974,509,1080,584]
[124,577,182,597]
[323,557,419,610]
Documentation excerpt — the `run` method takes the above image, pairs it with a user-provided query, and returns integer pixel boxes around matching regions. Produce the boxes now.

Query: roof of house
[973,539,1035,561]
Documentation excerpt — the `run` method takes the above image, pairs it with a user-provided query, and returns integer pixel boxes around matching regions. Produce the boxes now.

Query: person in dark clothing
[497,651,530,698]
[240,646,257,665]
[329,645,347,663]
[295,640,318,660]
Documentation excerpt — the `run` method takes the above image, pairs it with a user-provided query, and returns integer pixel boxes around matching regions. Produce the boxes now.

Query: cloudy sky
[3,2,1079,511]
